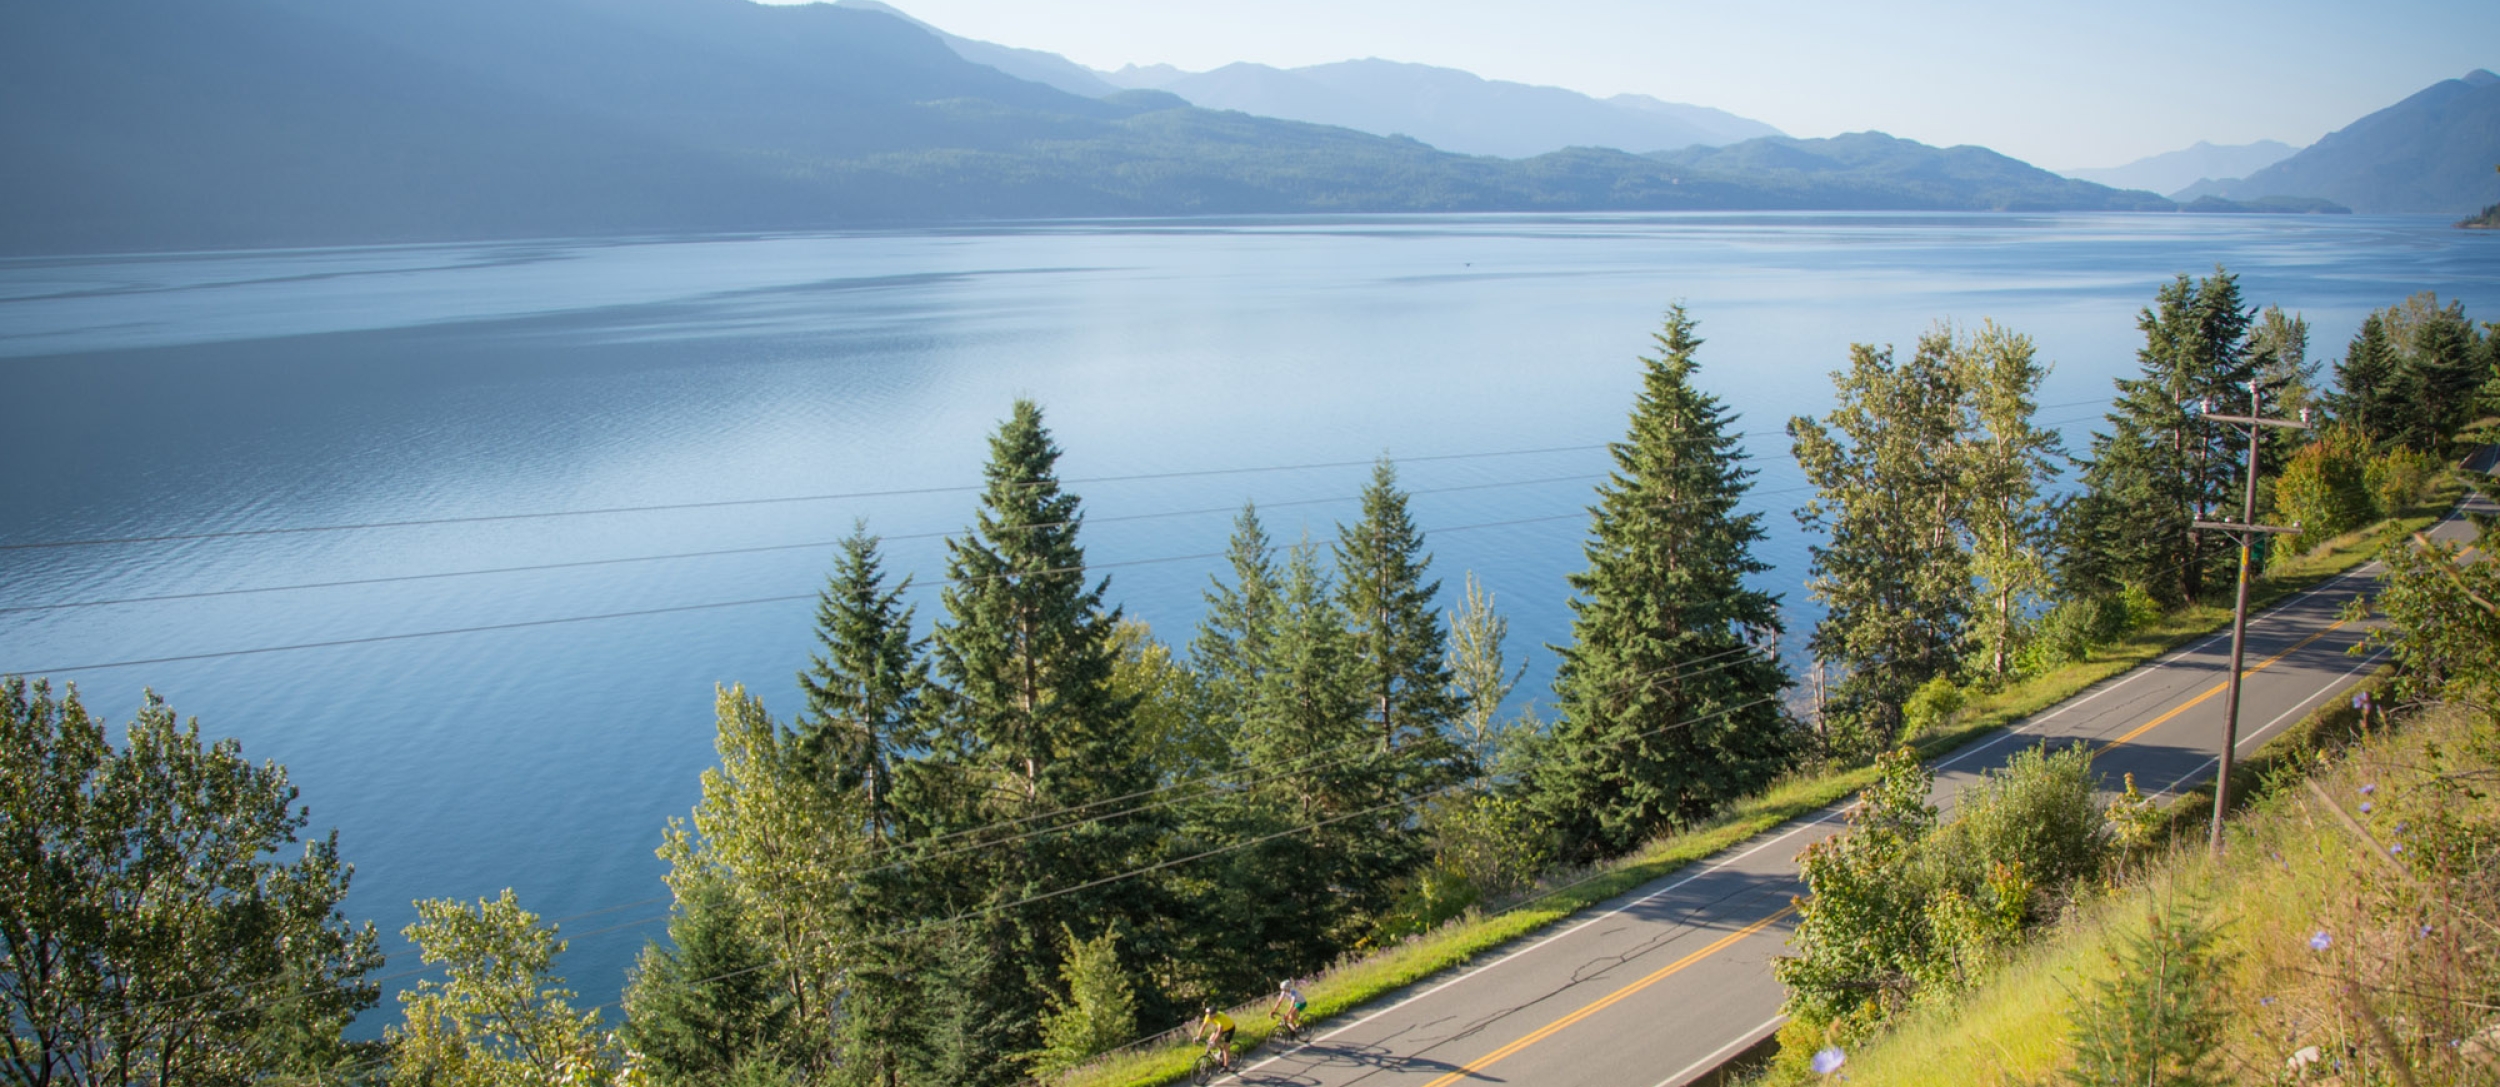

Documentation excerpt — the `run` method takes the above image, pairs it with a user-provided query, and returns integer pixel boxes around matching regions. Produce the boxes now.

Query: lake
[2,212,2494,1016]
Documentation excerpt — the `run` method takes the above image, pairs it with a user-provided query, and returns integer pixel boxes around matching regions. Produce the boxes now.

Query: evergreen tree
[1238,539,1414,950]
[1190,503,1280,744]
[934,399,1139,809]
[620,874,795,1085]
[2061,900,2232,1087]
[1953,322,2064,684]
[1541,307,1795,857]
[1790,329,1969,752]
[2327,311,2401,445]
[1030,926,1140,1078]
[1334,459,1463,755]
[2383,292,2484,454]
[797,525,929,843]
[2064,270,2256,609]
[928,399,1159,1075]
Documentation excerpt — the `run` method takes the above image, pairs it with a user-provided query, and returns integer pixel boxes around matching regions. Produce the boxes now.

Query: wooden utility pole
[2189,382,2308,854]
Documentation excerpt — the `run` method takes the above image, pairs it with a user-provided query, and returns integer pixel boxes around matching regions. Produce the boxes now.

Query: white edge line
[2151,648,2388,801]
[1653,1013,1787,1087]
[1292,810,1837,1052]
[1271,558,2400,1066]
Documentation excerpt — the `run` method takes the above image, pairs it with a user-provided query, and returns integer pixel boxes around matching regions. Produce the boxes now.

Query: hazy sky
[770,0,2490,168]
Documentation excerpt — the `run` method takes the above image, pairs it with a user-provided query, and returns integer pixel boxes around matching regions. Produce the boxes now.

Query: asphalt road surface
[1219,451,2495,1087]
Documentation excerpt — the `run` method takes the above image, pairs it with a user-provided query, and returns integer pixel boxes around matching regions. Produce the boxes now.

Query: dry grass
[1822,695,2500,1086]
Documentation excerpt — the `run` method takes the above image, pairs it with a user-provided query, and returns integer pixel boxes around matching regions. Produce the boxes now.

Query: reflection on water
[2,211,2493,1013]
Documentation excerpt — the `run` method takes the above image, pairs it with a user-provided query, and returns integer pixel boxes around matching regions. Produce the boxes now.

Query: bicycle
[1270,1010,1307,1046]
[1187,1038,1233,1085]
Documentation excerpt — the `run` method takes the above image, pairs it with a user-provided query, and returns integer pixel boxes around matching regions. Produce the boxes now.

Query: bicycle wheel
[1188,1050,1220,1086]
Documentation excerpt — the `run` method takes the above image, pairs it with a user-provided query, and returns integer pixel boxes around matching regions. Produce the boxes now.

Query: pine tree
[1543,307,1795,857]
[1190,503,1280,743]
[1953,322,2064,685]
[2384,292,2484,454]
[2066,270,2256,609]
[2061,899,2232,1087]
[1237,539,1416,947]
[2327,311,2400,445]
[621,873,796,1085]
[1790,328,1969,752]
[934,399,1140,810]
[927,399,1159,1075]
[1334,459,1462,755]
[797,525,929,843]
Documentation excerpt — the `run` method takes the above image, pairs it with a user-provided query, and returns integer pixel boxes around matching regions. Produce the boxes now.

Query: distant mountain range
[1099,59,1781,159]
[2177,70,2500,214]
[2059,140,2300,198]
[0,0,2428,254]
[839,0,1779,159]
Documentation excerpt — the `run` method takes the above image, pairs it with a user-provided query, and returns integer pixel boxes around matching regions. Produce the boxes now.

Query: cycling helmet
[1280,980,1293,991]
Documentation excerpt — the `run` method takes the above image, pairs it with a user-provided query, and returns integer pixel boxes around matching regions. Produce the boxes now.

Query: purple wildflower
[2391,844,2406,855]
[2310,930,2332,952]
[2360,783,2376,795]
[1812,1047,1846,1075]
[2360,801,2374,813]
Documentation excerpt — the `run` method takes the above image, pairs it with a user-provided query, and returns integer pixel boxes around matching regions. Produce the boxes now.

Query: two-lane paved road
[1223,452,2495,1087]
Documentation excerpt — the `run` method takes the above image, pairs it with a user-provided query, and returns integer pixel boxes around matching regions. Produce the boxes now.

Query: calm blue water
[3,212,2494,1017]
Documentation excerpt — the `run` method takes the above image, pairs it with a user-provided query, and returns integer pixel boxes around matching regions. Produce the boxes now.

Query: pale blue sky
[766,0,2490,169]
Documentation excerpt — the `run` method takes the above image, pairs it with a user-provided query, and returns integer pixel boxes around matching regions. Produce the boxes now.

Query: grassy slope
[1826,692,2494,1086]
[1058,482,2468,1087]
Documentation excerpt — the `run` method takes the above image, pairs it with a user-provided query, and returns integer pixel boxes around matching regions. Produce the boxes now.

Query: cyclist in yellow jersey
[1193,1006,1237,1072]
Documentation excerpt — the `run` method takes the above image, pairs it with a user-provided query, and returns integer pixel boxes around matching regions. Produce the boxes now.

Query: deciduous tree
[0,679,381,1087]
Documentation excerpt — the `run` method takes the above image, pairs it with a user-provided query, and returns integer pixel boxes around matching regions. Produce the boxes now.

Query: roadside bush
[2364,446,2441,517]
[1901,676,1967,739]
[1777,745,2112,1033]
[1924,744,2108,915]
[2271,424,2373,558]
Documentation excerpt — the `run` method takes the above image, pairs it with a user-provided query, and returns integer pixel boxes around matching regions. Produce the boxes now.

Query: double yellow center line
[1394,606,2373,1087]
[2096,614,2354,752]
[1414,904,1799,1087]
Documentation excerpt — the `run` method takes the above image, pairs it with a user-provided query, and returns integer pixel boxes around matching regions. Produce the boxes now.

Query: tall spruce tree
[797,525,928,843]
[1334,459,1463,756]
[1190,503,1280,743]
[1239,538,1414,951]
[2064,270,2256,608]
[1542,307,1795,857]
[928,399,1158,1079]
[2327,311,2401,446]
[1790,329,1970,752]
[2384,292,2485,454]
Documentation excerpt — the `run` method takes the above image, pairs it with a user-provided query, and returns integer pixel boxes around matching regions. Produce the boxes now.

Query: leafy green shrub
[1778,745,2112,1031]
[2018,594,2126,672]
[1031,927,1141,1079]
[1923,744,2109,915]
[2364,446,2441,517]
[2271,423,2373,558]
[1901,675,1968,739]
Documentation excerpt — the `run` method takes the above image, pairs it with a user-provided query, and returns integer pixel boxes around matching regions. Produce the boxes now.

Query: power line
[0,398,2111,555]
[0,471,1616,616]
[231,694,1783,1072]
[120,645,1787,1031]
[5,491,1788,676]
[0,443,1622,554]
